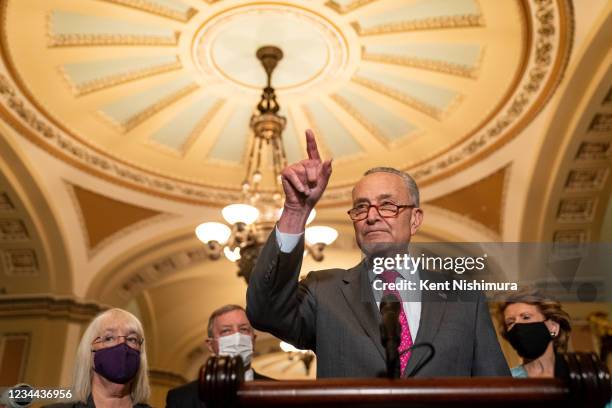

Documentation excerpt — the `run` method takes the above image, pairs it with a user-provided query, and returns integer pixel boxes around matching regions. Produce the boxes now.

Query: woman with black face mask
[44,308,152,408]
[497,289,572,378]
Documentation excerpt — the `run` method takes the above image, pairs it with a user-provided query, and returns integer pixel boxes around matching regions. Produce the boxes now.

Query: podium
[199,353,611,408]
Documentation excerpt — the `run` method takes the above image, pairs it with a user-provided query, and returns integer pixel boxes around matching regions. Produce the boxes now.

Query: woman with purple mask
[45,308,151,408]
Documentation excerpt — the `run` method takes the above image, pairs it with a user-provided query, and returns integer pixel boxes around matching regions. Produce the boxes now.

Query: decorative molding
[0,295,107,322]
[100,0,197,22]
[0,74,57,140]
[352,76,450,120]
[1,249,38,276]
[59,58,182,96]
[588,113,612,132]
[0,219,28,241]
[117,245,211,300]
[0,0,573,206]
[325,0,377,14]
[557,197,596,223]
[48,32,180,47]
[193,4,347,93]
[362,49,477,78]
[351,13,484,36]
[553,229,588,244]
[409,0,571,182]
[98,82,199,133]
[564,168,609,192]
[575,141,610,161]
[46,12,180,47]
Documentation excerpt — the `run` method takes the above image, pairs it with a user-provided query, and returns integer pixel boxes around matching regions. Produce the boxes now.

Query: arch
[0,121,72,294]
[521,6,612,242]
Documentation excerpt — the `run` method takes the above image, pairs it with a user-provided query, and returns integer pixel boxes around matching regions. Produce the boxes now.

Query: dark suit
[165,370,271,408]
[246,233,510,378]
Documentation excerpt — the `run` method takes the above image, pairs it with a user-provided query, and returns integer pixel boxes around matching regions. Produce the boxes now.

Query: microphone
[379,293,401,378]
[401,342,436,377]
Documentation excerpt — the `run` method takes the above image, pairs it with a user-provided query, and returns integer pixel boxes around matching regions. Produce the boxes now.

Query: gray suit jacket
[246,232,510,378]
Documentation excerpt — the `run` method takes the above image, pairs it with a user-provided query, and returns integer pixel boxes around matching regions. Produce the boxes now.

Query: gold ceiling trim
[100,0,198,22]
[361,47,478,79]
[0,80,243,206]
[45,10,180,47]
[191,3,349,93]
[0,0,573,207]
[0,295,107,322]
[47,32,180,47]
[409,0,574,184]
[58,57,182,96]
[351,13,484,36]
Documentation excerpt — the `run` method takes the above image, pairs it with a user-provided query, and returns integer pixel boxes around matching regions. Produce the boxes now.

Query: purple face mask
[93,343,141,384]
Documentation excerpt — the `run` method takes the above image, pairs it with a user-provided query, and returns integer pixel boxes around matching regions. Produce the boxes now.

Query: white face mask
[217,332,253,366]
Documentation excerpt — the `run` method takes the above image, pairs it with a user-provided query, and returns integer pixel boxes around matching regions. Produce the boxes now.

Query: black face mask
[506,322,552,360]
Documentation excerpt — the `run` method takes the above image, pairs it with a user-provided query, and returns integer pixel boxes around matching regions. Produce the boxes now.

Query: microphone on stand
[379,293,401,378]
[401,342,436,377]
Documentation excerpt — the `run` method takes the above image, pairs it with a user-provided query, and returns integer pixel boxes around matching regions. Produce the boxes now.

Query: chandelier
[195,46,338,283]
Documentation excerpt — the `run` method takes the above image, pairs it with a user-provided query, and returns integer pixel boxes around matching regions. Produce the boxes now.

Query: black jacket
[44,394,151,408]
[165,370,271,408]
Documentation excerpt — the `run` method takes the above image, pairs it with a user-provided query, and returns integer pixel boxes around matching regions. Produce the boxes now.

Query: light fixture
[195,45,337,283]
[305,226,339,262]
[279,341,316,376]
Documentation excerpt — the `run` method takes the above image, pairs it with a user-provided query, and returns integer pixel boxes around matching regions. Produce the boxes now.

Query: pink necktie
[381,270,413,374]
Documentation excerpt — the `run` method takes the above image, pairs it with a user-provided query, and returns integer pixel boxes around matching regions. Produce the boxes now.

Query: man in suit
[166,304,271,408]
[246,129,510,378]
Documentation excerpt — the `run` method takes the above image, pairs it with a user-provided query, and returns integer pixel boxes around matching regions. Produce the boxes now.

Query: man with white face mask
[166,305,271,408]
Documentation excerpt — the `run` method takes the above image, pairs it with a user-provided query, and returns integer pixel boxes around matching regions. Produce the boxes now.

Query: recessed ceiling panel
[0,0,573,205]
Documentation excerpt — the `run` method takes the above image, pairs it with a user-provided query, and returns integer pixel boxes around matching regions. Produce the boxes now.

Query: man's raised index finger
[305,129,321,161]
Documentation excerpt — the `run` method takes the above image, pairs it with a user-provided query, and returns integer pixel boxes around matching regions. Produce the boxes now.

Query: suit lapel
[339,263,386,361]
[402,288,447,377]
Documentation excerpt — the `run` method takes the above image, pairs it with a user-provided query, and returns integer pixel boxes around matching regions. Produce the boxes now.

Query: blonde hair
[496,288,572,353]
[72,308,150,403]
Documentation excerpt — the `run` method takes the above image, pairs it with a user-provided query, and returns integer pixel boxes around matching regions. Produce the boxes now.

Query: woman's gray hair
[72,308,150,403]
[363,167,420,207]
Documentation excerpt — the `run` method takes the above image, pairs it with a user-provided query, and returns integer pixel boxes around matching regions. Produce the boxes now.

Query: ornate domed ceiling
[0,0,572,205]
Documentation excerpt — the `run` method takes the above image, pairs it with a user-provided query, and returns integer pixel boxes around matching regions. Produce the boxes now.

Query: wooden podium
[199,353,611,408]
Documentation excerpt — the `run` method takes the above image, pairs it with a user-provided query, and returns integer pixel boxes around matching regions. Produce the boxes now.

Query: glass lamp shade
[306,209,316,225]
[280,341,307,353]
[305,226,338,246]
[222,204,260,225]
[278,208,316,225]
[224,246,241,262]
[195,222,231,245]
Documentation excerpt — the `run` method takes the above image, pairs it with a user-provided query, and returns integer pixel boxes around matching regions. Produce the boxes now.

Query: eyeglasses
[93,335,144,349]
[347,202,416,221]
